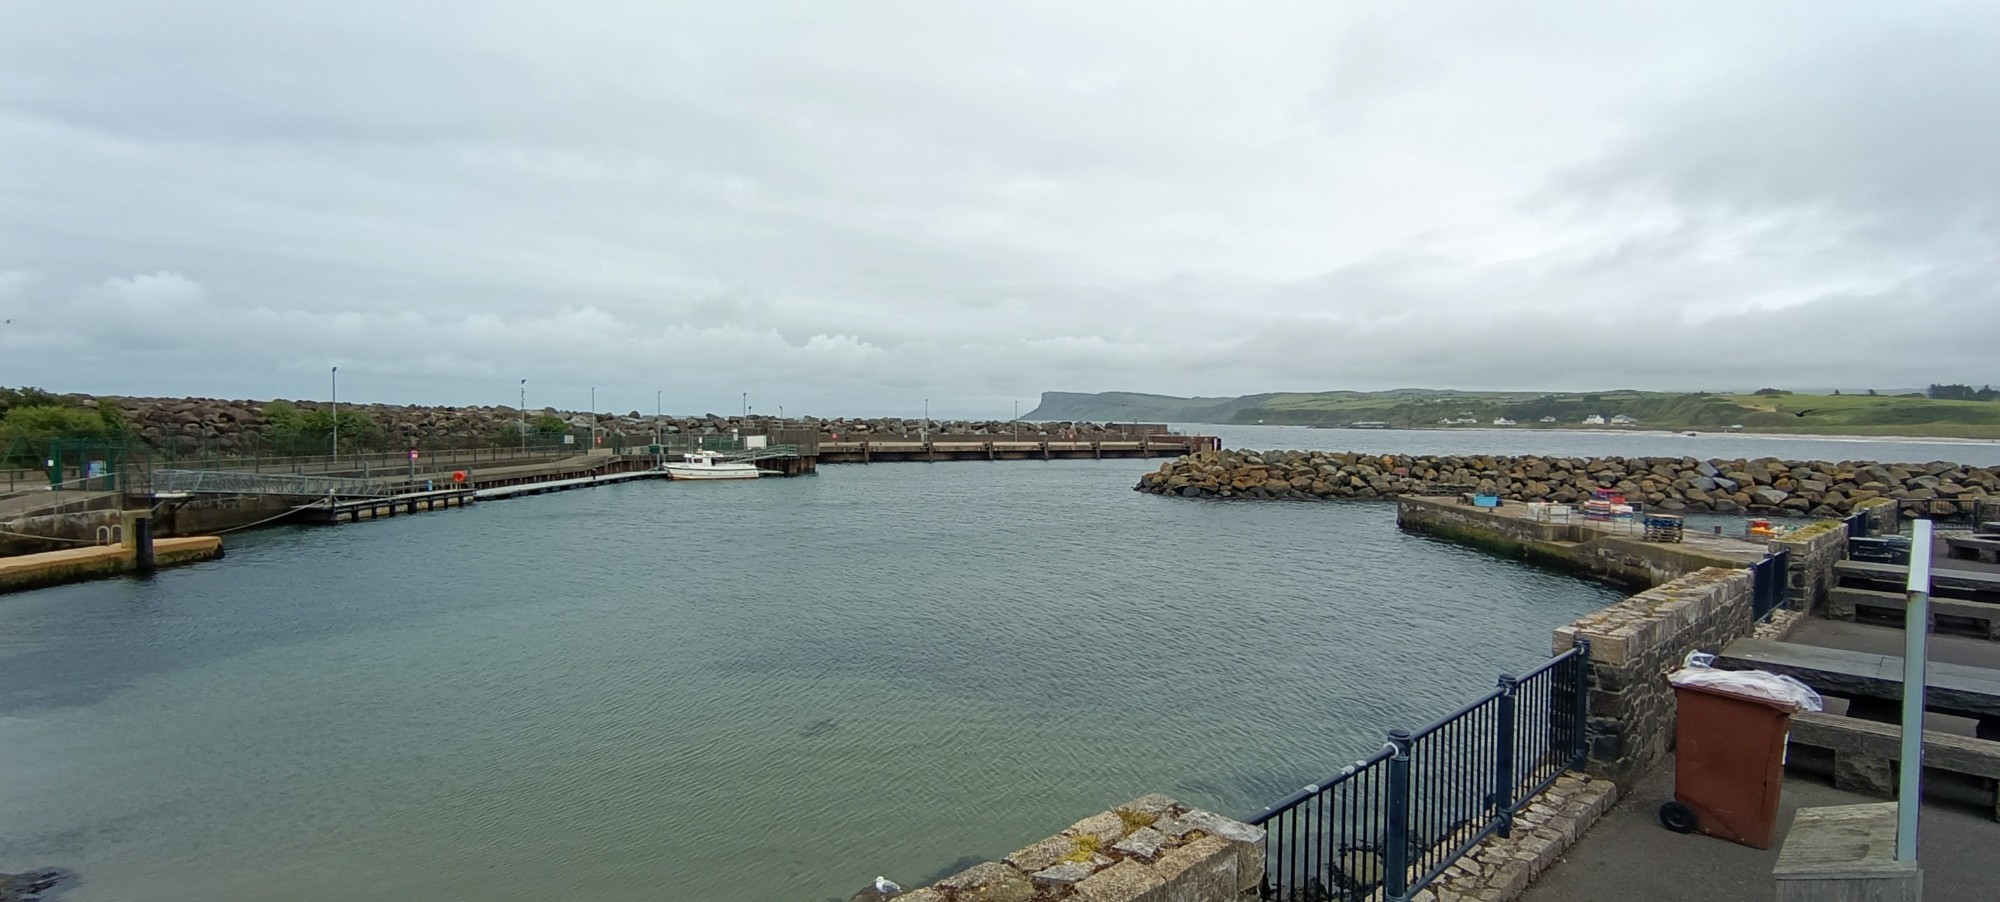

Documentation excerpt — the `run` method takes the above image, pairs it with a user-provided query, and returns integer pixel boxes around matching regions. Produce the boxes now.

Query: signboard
[562,435,575,445]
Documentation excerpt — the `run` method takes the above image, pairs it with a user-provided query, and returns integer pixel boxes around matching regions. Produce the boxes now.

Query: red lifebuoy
[452,471,467,483]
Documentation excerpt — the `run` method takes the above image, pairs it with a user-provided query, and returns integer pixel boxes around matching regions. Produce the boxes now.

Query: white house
[1493,417,1517,426]
[1539,416,1557,423]
[1610,414,1639,425]
[1582,414,1606,425]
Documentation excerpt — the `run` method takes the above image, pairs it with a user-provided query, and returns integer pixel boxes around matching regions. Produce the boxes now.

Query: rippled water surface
[0,460,1629,900]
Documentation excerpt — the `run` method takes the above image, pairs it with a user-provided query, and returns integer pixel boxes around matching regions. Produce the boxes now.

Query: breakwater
[1136,448,2000,516]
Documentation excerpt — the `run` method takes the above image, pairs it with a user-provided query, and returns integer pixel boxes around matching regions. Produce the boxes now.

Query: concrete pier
[817,434,1214,463]
[0,536,223,594]
[1397,494,1766,586]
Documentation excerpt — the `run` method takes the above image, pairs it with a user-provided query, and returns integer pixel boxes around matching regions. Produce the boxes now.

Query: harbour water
[2,428,1988,901]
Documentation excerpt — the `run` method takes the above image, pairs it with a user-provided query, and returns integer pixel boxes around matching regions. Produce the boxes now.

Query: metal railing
[1749,549,1791,621]
[1252,640,1590,902]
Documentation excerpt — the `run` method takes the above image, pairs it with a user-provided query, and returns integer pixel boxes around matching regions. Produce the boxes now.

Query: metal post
[519,379,527,452]
[1571,637,1592,767]
[1897,519,1934,863]
[132,513,155,573]
[1493,675,1519,837]
[590,386,596,448]
[330,366,338,461]
[1384,728,1414,901]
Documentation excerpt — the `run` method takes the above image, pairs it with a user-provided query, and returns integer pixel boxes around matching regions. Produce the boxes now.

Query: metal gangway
[145,469,417,500]
[711,444,799,464]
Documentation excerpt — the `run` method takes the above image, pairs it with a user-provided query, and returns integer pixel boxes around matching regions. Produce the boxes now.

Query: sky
[1,2,1995,418]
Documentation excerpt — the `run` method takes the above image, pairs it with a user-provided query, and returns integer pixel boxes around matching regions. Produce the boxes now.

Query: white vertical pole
[330,366,338,461]
[1897,518,1934,862]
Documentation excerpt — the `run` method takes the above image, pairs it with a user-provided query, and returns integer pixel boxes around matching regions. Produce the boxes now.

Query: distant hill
[1025,389,2000,438]
[1024,391,1280,423]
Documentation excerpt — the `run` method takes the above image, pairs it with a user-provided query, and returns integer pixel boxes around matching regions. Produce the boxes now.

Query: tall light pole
[590,385,596,449]
[330,366,339,460]
[922,398,929,442]
[741,392,748,419]
[519,379,527,452]
[655,389,663,454]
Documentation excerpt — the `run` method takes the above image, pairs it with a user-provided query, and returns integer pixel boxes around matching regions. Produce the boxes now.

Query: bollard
[131,512,155,573]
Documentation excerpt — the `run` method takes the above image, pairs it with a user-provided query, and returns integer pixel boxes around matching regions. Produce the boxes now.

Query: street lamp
[330,366,339,460]
[741,392,748,419]
[590,385,596,449]
[922,398,929,442]
[519,379,527,452]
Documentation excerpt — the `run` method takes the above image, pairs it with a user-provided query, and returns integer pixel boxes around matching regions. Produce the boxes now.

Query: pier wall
[1553,568,1756,786]
[1395,496,1757,588]
[860,794,1263,902]
[0,536,223,593]
[1770,519,1848,613]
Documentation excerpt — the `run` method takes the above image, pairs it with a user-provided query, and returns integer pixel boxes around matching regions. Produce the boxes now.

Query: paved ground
[1522,761,2000,902]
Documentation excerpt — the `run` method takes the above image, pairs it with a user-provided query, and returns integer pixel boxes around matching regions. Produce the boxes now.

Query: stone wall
[862,794,1264,902]
[1855,496,1900,536]
[1551,567,1757,787]
[1396,497,1758,588]
[1769,519,1848,613]
[1138,448,1999,518]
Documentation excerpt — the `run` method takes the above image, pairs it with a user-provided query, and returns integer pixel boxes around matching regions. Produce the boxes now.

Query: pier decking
[0,536,223,593]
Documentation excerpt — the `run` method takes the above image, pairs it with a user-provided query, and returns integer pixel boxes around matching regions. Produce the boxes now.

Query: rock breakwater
[1136,449,2000,517]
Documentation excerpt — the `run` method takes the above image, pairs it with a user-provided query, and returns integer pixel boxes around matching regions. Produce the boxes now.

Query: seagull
[1791,409,1819,417]
[874,876,903,895]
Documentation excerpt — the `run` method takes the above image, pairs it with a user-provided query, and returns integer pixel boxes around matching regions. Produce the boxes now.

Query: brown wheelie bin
[1657,681,1796,848]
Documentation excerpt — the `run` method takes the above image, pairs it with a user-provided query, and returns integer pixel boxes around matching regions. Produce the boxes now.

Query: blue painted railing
[1250,640,1591,901]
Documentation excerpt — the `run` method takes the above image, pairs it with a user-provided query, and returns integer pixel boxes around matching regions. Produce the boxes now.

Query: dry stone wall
[857,794,1264,902]
[1138,448,1999,517]
[1551,567,1756,787]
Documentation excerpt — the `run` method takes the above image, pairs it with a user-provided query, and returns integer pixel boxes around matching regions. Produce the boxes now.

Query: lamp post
[742,392,748,419]
[656,389,663,458]
[922,398,929,442]
[519,379,527,452]
[590,385,596,449]
[330,366,339,461]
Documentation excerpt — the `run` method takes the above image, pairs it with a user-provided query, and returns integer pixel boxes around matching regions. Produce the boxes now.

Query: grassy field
[1032,389,2000,438]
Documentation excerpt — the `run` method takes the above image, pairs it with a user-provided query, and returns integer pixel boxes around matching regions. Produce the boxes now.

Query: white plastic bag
[1667,649,1823,712]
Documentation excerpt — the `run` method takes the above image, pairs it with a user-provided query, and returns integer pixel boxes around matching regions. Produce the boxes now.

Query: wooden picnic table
[1833,559,2000,596]
[1714,638,2000,737]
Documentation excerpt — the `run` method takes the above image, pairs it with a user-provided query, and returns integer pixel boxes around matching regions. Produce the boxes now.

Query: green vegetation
[1033,387,2000,438]
[260,400,384,455]
[1,387,132,467]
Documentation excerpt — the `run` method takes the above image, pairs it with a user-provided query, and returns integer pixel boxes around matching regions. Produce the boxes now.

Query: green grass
[1035,389,2000,438]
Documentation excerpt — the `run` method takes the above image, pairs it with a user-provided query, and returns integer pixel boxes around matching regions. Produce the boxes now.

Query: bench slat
[1715,638,2000,720]
[1790,712,2000,779]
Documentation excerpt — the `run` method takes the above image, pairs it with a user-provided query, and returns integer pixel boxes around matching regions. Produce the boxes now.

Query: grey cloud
[2,2,1994,416]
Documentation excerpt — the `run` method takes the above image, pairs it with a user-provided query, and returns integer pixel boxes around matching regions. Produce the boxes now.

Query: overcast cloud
[1,1,1994,417]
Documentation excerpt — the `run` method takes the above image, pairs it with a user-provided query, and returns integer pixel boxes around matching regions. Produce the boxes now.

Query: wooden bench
[1945,534,2000,564]
[1714,638,2000,739]
[1834,559,2000,600]
[1787,711,2000,821]
[1827,587,2000,640]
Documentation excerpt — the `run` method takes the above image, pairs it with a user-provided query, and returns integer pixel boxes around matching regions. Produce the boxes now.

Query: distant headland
[1025,386,2000,440]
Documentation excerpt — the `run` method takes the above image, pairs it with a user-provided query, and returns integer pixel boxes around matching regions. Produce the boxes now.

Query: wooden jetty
[300,487,478,524]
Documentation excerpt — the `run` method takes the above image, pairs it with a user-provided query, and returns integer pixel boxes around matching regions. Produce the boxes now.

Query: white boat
[662,451,762,480]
